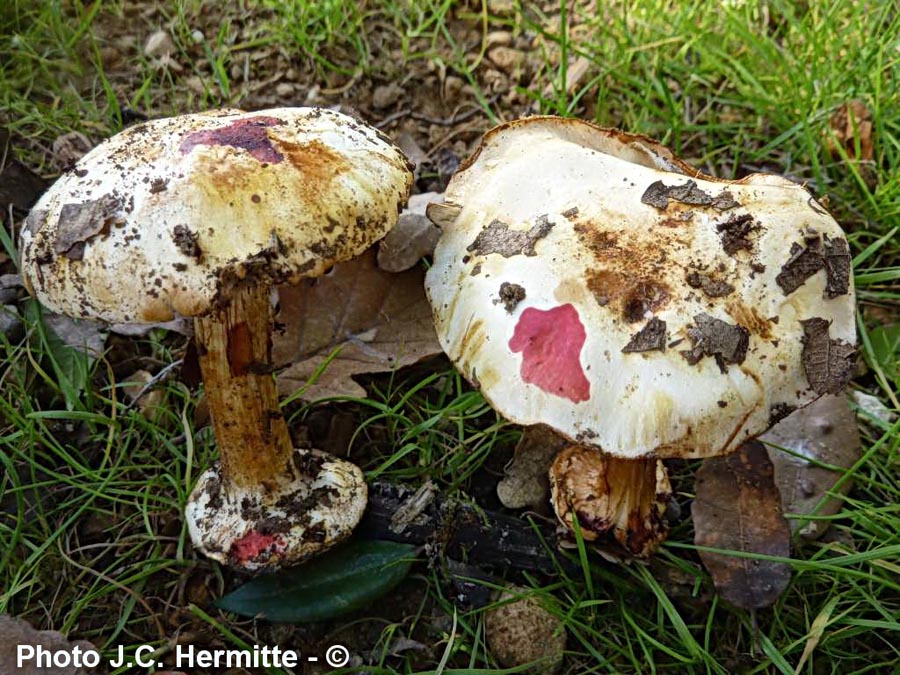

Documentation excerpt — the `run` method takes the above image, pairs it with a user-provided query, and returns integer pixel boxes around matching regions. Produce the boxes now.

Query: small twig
[123,359,183,410]
[376,95,501,130]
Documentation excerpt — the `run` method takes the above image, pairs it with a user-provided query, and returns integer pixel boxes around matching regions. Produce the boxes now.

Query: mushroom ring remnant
[21,107,414,570]
[424,116,855,556]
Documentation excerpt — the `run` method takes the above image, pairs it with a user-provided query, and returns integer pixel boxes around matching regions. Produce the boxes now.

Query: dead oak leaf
[761,394,861,540]
[0,614,100,674]
[692,440,792,610]
[824,100,876,187]
[274,249,441,399]
[825,99,874,162]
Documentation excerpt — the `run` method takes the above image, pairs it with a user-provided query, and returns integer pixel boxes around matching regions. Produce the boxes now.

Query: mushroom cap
[425,117,856,459]
[21,107,413,323]
[185,448,367,571]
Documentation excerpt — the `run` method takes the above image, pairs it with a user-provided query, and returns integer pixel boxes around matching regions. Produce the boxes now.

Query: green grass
[2,0,899,673]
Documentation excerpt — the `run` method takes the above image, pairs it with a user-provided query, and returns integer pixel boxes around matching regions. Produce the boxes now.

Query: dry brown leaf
[274,249,441,399]
[496,424,568,511]
[0,129,48,211]
[377,192,442,273]
[761,394,861,539]
[824,100,875,187]
[0,615,100,674]
[692,440,792,610]
[825,100,874,161]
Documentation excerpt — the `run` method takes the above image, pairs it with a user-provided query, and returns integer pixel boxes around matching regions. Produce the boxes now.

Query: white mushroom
[425,117,856,555]
[21,108,413,570]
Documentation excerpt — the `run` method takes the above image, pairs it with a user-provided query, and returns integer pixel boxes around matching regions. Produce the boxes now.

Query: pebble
[488,46,522,74]
[144,29,175,58]
[372,82,404,109]
[276,82,295,97]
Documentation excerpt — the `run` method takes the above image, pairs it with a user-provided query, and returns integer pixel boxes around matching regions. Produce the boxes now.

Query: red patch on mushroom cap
[180,116,284,163]
[229,530,285,563]
[509,304,591,403]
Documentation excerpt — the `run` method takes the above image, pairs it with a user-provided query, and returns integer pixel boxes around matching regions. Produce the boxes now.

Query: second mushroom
[20,107,414,570]
[425,117,856,556]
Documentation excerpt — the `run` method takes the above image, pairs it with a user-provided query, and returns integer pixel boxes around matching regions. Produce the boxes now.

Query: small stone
[442,75,465,100]
[99,46,123,69]
[372,82,404,109]
[488,0,516,15]
[276,82,295,97]
[851,390,895,425]
[144,29,175,58]
[304,84,322,105]
[190,29,205,44]
[487,46,522,74]
[486,30,513,48]
[185,76,205,94]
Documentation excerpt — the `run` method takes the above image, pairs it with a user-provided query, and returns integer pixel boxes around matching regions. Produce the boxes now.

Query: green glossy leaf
[216,540,416,623]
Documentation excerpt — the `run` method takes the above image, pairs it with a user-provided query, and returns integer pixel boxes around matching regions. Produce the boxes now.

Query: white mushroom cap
[185,449,367,571]
[21,107,413,323]
[425,117,856,460]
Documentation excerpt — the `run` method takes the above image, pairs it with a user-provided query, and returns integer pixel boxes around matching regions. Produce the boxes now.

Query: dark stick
[358,481,577,576]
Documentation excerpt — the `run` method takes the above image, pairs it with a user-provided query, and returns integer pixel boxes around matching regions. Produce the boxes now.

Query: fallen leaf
[0,129,48,211]
[41,312,107,358]
[377,192,443,272]
[122,369,166,420]
[692,440,792,610]
[274,249,442,399]
[216,540,416,622]
[0,614,101,674]
[25,300,107,410]
[824,100,875,187]
[496,424,568,511]
[761,395,861,539]
[825,100,874,162]
[51,131,93,172]
[793,597,839,675]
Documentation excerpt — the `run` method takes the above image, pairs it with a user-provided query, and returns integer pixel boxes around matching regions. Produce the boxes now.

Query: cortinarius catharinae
[20,107,414,570]
[425,117,855,556]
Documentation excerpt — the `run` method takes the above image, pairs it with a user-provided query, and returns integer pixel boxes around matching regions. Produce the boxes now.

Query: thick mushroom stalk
[184,282,367,570]
[549,446,671,556]
[18,107,414,570]
[194,283,292,485]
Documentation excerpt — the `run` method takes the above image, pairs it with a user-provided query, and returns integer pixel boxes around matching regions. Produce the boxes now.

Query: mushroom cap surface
[21,107,413,323]
[185,448,367,571]
[425,117,856,459]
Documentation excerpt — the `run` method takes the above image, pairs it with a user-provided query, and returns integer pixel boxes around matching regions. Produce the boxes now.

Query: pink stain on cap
[509,303,591,403]
[180,116,284,163]
[229,530,285,564]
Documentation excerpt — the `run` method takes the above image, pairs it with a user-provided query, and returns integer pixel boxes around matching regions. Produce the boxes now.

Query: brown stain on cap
[574,218,674,322]
[726,300,773,339]
[277,139,350,188]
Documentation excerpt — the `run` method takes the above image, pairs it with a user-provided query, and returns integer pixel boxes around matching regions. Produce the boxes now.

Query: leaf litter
[761,394,861,539]
[274,249,442,400]
[692,440,792,610]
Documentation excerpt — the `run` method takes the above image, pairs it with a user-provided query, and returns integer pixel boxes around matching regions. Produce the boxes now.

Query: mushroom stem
[550,445,671,557]
[194,283,292,488]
